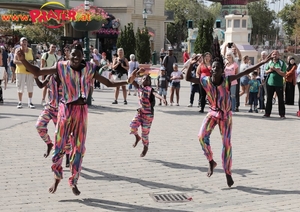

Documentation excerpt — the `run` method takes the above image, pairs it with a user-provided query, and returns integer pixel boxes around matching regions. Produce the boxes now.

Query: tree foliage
[248,0,276,45]
[135,27,151,64]
[194,18,214,54]
[19,22,64,44]
[278,0,300,39]
[165,0,212,49]
[116,23,136,60]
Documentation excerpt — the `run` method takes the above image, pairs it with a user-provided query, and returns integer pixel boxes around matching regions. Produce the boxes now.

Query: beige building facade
[63,0,166,55]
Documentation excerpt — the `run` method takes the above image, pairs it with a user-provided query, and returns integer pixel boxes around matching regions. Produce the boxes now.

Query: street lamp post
[142,8,147,28]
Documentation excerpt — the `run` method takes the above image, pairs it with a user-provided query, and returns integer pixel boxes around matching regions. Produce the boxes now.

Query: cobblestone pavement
[0,79,299,212]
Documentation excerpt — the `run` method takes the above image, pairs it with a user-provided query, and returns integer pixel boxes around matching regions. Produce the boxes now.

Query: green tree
[278,0,299,39]
[165,0,211,49]
[248,0,276,45]
[126,23,136,60]
[135,27,151,64]
[207,3,222,21]
[194,19,214,54]
[116,23,136,60]
[194,19,204,54]
[19,22,63,44]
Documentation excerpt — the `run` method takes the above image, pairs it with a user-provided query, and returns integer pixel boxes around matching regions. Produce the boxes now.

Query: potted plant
[70,4,108,31]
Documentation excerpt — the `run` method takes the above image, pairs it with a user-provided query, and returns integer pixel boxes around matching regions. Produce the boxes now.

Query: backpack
[44,52,58,66]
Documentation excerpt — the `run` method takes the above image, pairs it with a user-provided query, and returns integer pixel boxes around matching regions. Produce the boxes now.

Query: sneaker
[28,103,35,109]
[280,116,286,119]
[170,103,173,106]
[124,100,127,105]
[176,103,179,106]
[260,110,264,113]
[0,98,3,104]
[248,109,253,113]
[254,109,258,113]
[199,109,204,113]
[17,102,22,109]
[187,104,192,107]
[262,114,270,118]
[235,108,239,112]
[272,98,276,105]
[41,99,46,106]
[112,100,118,104]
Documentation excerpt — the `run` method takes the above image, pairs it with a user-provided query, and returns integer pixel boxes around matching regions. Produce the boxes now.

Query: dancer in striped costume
[17,44,128,196]
[34,74,70,167]
[127,69,167,157]
[185,39,273,187]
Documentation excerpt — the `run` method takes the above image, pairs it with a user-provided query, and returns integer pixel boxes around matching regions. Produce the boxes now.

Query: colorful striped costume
[199,76,233,175]
[130,86,154,146]
[35,75,61,145]
[52,61,94,186]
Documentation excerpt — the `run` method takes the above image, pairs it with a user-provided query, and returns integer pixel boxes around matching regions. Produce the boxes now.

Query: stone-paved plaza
[0,79,299,212]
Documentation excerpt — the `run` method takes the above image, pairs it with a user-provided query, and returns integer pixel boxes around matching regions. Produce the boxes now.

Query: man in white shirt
[258,51,267,110]
[40,44,57,105]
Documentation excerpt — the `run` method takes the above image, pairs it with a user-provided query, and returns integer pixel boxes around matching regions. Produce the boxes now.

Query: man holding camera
[223,42,242,112]
[263,50,286,119]
[13,37,35,109]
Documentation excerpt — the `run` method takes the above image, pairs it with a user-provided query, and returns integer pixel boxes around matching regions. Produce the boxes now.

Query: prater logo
[1,1,91,29]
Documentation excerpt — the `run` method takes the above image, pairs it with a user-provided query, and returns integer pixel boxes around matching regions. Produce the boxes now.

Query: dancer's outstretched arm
[34,75,51,89]
[16,49,57,76]
[94,72,128,87]
[229,51,273,83]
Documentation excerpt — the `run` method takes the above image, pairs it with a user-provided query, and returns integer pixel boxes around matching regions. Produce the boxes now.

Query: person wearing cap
[156,66,169,105]
[13,37,35,109]
[162,46,177,79]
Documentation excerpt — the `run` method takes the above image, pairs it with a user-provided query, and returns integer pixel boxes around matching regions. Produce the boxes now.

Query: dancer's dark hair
[71,43,83,54]
[211,37,224,70]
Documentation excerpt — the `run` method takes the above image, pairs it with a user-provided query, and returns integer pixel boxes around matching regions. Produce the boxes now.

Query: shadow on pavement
[59,198,191,212]
[0,113,38,118]
[224,186,300,195]
[146,159,254,178]
[158,109,204,116]
[81,167,209,194]
[88,105,137,114]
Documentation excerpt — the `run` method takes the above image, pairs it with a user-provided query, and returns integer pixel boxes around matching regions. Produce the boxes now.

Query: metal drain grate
[150,193,192,203]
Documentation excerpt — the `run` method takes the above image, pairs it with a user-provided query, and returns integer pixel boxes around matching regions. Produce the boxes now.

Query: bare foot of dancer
[226,174,234,187]
[49,179,60,194]
[71,185,81,196]
[44,143,54,158]
[207,160,217,177]
[132,134,141,147]
[140,145,148,157]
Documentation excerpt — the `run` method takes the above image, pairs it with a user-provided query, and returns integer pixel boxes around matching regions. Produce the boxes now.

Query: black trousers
[265,85,285,116]
[190,84,200,105]
[285,82,295,105]
[199,83,207,110]
[298,83,300,111]
[235,79,240,108]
